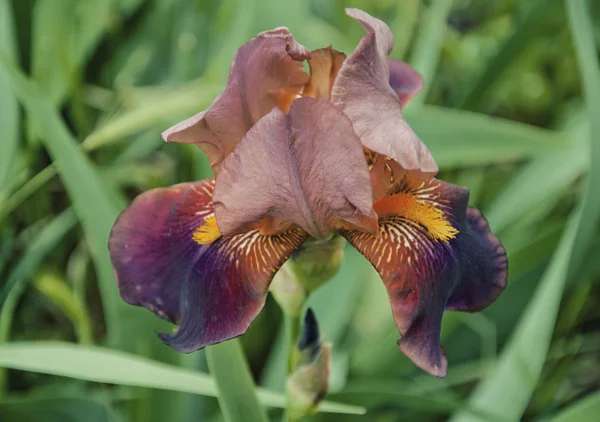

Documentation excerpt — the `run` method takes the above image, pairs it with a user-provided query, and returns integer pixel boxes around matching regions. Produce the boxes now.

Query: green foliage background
[0,0,599,421]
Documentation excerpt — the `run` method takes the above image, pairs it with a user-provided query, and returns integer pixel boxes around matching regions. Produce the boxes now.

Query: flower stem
[284,312,302,422]
[285,312,302,374]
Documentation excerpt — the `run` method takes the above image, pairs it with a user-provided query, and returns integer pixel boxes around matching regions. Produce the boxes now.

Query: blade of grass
[485,112,588,231]
[457,0,560,110]
[0,0,19,189]
[405,105,571,168]
[548,391,600,422]
[0,341,365,415]
[565,0,600,276]
[0,396,115,422]
[389,0,420,60]
[448,206,582,422]
[0,53,130,346]
[0,210,77,394]
[206,340,269,422]
[407,0,453,105]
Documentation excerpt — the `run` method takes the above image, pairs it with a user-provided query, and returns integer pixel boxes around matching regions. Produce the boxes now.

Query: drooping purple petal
[109,179,308,350]
[330,8,438,176]
[109,180,216,323]
[162,27,310,173]
[388,59,424,106]
[341,177,507,377]
[213,97,377,239]
[446,207,508,312]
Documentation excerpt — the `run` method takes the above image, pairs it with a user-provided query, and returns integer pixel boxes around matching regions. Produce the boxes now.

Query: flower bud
[288,235,346,293]
[286,309,330,417]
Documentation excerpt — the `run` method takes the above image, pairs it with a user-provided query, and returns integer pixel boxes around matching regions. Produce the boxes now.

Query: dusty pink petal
[213,97,376,239]
[388,59,424,106]
[162,27,310,173]
[331,8,438,176]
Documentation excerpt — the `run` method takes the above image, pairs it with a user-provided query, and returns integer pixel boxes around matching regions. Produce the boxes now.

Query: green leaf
[0,0,19,189]
[206,339,269,422]
[0,52,130,345]
[405,105,571,168]
[549,391,600,422]
[0,210,78,342]
[448,207,582,422]
[0,210,77,392]
[0,396,114,422]
[31,0,113,105]
[485,113,588,231]
[406,0,453,105]
[0,341,365,415]
[565,0,600,276]
[457,0,561,110]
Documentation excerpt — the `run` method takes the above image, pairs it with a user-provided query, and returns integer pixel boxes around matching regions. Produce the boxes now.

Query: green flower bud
[288,235,346,293]
[286,309,330,418]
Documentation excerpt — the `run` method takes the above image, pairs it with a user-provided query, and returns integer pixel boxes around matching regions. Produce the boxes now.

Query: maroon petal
[341,176,507,377]
[213,97,377,239]
[109,179,307,350]
[330,8,438,176]
[162,27,310,173]
[388,59,424,107]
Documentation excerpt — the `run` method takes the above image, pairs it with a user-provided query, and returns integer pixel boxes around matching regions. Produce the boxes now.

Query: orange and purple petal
[162,27,310,173]
[109,179,308,351]
[213,97,377,239]
[341,178,507,377]
[330,8,438,176]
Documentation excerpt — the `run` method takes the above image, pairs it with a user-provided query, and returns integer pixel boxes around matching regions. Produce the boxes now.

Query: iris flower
[109,8,507,377]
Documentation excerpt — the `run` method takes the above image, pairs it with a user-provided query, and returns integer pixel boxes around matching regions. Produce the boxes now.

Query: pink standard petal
[162,27,310,173]
[213,97,377,239]
[331,8,438,176]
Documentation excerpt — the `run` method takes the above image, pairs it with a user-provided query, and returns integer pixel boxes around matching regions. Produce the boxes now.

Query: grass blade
[549,391,600,422]
[448,207,582,422]
[405,105,571,168]
[0,0,19,189]
[457,0,560,110]
[0,341,365,415]
[0,53,130,345]
[407,0,453,105]
[206,340,269,422]
[565,0,600,276]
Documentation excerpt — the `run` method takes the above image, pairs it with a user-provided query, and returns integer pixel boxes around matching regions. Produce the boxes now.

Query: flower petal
[303,47,346,100]
[109,180,216,323]
[109,179,308,351]
[341,177,507,377]
[162,27,310,173]
[388,59,424,106]
[330,8,438,176]
[213,96,377,239]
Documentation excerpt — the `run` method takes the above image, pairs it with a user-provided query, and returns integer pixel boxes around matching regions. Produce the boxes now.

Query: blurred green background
[1,0,599,421]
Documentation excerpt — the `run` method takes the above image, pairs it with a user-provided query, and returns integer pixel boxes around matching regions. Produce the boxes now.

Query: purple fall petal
[213,97,376,239]
[341,177,507,377]
[162,27,310,173]
[331,8,438,176]
[109,179,307,351]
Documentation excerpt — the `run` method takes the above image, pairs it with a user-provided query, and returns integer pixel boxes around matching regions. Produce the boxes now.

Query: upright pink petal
[213,97,377,239]
[162,27,310,173]
[331,9,438,176]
